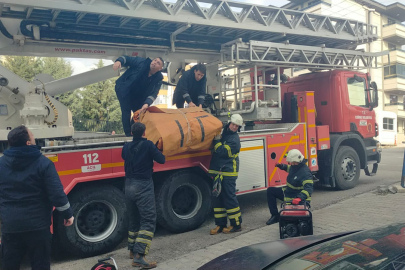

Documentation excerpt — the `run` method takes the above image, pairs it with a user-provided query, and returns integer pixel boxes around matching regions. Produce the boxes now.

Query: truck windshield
[347,78,367,107]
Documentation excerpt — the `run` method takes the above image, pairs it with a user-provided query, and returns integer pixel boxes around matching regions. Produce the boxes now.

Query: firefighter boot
[223,225,242,234]
[266,215,280,225]
[130,250,134,259]
[210,226,225,235]
[132,254,157,269]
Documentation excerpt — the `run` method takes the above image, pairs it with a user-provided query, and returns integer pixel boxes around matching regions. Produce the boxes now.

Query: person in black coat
[0,126,74,270]
[113,56,164,136]
[122,122,165,269]
[172,63,207,108]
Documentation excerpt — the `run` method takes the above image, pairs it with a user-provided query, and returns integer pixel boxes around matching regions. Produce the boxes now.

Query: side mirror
[354,74,365,82]
[370,81,378,108]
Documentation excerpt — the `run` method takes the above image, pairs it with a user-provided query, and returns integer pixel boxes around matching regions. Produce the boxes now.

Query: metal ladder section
[1,0,378,51]
[214,40,388,122]
[221,40,388,70]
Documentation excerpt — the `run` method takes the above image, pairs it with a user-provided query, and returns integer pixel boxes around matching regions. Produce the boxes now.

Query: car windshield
[266,224,405,270]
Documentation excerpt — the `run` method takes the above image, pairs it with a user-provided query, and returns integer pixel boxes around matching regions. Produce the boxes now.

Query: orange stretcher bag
[133,107,223,157]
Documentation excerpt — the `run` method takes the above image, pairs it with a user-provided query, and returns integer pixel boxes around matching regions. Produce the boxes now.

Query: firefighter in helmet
[266,149,314,225]
[209,114,243,235]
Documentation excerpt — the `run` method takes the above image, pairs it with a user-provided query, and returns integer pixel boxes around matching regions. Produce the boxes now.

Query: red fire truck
[0,0,385,257]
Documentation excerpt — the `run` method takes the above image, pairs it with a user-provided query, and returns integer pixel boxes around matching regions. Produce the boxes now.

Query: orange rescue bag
[133,107,223,157]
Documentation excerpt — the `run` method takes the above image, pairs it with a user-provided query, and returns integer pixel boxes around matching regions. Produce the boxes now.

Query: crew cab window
[347,78,367,107]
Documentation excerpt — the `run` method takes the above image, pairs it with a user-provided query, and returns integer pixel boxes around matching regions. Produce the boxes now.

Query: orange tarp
[133,107,223,157]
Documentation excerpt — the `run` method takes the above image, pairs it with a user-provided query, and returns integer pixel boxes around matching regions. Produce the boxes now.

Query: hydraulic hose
[44,93,59,126]
[0,19,13,39]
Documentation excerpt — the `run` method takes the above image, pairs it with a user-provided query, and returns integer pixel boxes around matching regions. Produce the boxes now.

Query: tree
[3,56,43,81]
[80,60,121,123]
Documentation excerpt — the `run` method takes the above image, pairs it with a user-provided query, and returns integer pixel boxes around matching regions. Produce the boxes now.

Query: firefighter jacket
[278,161,314,202]
[172,65,207,106]
[208,124,241,177]
[0,145,73,233]
[115,56,163,107]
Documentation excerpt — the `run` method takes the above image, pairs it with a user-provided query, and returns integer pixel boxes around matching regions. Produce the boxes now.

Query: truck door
[345,74,375,138]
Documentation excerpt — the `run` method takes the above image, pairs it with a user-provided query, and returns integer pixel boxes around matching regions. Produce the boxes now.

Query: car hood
[198,232,355,270]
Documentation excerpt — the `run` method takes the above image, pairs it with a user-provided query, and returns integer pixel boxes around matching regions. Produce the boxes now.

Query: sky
[66,0,404,75]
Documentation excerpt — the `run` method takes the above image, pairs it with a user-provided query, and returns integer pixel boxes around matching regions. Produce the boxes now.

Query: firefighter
[209,114,243,235]
[266,149,314,225]
[172,63,207,108]
[113,56,164,136]
[122,122,165,269]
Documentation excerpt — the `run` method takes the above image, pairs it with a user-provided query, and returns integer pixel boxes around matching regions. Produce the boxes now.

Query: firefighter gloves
[212,175,223,197]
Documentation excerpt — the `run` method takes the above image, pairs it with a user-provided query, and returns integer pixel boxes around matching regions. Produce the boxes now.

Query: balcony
[383,23,405,46]
[385,102,405,118]
[383,49,405,65]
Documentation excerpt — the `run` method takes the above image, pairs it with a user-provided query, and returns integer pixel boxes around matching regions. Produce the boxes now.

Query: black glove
[275,163,284,169]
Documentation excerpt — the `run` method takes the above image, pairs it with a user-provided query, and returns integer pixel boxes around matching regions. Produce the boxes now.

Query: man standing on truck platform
[122,122,165,269]
[0,126,74,270]
[266,149,314,225]
[172,63,207,108]
[209,114,243,235]
[113,55,164,136]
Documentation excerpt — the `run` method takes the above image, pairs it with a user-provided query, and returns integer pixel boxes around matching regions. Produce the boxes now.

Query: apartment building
[283,0,405,145]
[152,74,176,109]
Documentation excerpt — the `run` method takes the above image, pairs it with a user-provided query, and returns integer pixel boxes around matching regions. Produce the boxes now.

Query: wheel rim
[75,200,118,243]
[171,183,202,220]
[340,156,357,182]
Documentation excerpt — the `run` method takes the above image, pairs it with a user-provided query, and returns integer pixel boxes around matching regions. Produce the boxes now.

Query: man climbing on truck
[172,63,207,108]
[209,114,243,235]
[266,149,314,225]
[113,56,164,136]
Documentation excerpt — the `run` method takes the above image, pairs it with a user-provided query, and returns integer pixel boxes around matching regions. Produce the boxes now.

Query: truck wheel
[56,185,127,257]
[156,170,211,233]
[334,146,360,190]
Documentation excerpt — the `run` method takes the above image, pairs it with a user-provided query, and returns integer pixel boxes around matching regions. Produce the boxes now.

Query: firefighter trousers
[212,176,242,227]
[125,178,156,255]
[266,187,284,216]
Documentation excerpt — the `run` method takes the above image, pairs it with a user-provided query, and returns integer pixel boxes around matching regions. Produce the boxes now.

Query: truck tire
[156,170,211,233]
[56,185,127,257]
[334,146,360,190]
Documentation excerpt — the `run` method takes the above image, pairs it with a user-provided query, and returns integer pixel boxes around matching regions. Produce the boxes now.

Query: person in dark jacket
[172,63,207,108]
[113,56,164,136]
[122,122,165,269]
[266,149,314,225]
[209,114,243,235]
[0,126,74,270]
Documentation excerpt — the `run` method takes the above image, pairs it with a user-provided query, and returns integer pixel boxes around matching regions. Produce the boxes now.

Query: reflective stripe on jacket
[209,125,241,177]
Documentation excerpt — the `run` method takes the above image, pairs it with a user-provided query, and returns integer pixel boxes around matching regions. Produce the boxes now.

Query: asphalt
[24,146,405,269]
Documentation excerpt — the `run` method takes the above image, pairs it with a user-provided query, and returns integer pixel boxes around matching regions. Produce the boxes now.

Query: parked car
[198,223,405,270]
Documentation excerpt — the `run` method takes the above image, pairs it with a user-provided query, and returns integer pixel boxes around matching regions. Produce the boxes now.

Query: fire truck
[0,0,385,257]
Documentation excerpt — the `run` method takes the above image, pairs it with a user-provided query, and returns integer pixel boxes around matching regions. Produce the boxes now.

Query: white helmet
[286,149,304,163]
[230,114,243,126]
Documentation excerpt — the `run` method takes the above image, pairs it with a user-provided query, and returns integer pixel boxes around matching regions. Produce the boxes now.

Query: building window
[384,64,405,79]
[388,18,396,26]
[347,78,366,107]
[383,118,394,130]
[152,95,168,105]
[388,43,397,51]
[390,95,398,104]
